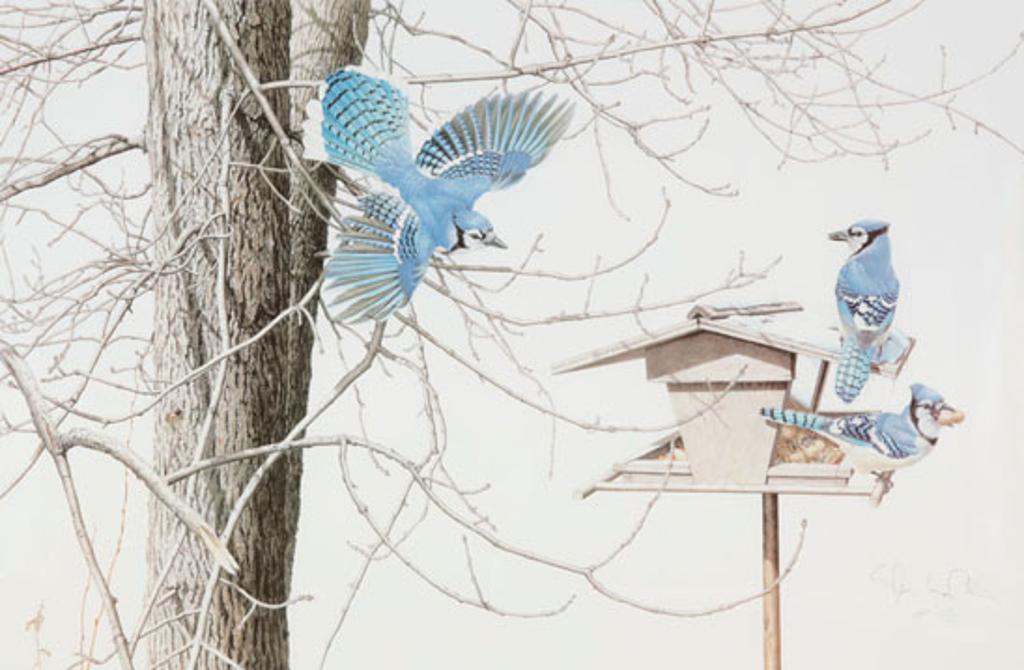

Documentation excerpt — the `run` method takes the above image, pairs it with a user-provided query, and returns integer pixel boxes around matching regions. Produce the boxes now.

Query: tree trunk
[286,0,370,434]
[142,1,367,667]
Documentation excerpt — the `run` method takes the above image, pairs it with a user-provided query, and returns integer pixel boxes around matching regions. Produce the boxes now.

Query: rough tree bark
[142,1,368,667]
[286,0,370,434]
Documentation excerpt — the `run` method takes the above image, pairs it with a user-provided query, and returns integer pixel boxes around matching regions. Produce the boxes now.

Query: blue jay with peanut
[830,220,900,402]
[761,384,964,473]
[303,68,573,322]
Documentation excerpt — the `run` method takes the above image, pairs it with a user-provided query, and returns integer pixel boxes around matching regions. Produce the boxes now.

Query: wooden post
[809,360,830,412]
[762,493,782,670]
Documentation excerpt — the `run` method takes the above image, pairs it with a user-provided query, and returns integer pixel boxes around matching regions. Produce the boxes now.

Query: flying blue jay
[303,68,573,322]
[829,220,900,402]
[761,384,964,473]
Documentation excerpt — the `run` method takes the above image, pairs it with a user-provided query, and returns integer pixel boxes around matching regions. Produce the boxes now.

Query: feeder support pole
[762,492,782,670]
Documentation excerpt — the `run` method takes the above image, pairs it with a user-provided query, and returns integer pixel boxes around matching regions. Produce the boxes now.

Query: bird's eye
[851,228,864,236]
[469,231,485,240]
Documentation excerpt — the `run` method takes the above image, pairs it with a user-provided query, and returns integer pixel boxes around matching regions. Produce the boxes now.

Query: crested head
[853,219,891,235]
[908,383,965,442]
[910,383,944,405]
[829,219,892,256]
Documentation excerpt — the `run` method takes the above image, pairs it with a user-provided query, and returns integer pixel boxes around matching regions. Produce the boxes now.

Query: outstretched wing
[323,193,434,322]
[415,91,572,195]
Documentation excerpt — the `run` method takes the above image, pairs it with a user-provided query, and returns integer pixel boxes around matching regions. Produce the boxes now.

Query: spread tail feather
[302,67,412,182]
[835,337,874,403]
[760,407,832,432]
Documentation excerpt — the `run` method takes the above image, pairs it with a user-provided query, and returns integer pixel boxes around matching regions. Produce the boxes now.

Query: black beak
[828,229,850,242]
[483,231,507,249]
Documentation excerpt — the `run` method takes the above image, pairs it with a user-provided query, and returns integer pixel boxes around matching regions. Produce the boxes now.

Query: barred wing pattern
[763,407,920,461]
[828,414,877,448]
[836,266,899,333]
[323,193,431,322]
[837,289,899,330]
[416,91,573,192]
[834,268,899,402]
[829,413,915,459]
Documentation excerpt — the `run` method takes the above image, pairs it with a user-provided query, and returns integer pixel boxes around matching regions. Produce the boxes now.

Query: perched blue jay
[303,68,573,321]
[761,384,964,473]
[830,220,900,402]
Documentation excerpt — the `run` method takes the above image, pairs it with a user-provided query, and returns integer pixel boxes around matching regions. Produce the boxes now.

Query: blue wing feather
[836,287,898,331]
[416,91,572,195]
[764,405,921,462]
[833,242,900,402]
[836,262,899,332]
[872,412,920,459]
[323,193,433,322]
[829,413,878,450]
[830,412,919,459]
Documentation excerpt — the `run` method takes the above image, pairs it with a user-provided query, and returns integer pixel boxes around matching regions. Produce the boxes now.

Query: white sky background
[1,1,1023,668]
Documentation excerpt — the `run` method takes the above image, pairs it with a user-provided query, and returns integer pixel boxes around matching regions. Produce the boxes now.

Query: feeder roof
[553,301,913,376]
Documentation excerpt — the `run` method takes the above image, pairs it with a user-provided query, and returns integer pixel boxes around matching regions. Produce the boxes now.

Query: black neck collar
[910,402,938,445]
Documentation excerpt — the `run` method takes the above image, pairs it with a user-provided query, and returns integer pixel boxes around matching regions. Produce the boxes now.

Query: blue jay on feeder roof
[830,220,900,403]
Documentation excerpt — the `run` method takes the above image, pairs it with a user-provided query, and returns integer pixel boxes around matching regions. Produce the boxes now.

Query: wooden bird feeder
[554,301,915,670]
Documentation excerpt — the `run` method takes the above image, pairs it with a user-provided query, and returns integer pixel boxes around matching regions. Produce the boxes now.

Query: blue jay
[829,220,900,402]
[761,384,964,473]
[303,68,573,321]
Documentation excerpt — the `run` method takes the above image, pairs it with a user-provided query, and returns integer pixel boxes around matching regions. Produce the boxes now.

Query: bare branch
[58,428,239,575]
[0,135,143,204]
[404,0,893,84]
[0,340,134,670]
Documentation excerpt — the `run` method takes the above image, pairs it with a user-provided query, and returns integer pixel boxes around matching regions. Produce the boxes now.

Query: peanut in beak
[937,407,966,426]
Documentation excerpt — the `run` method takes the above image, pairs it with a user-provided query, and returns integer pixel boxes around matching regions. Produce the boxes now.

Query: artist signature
[868,563,994,619]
